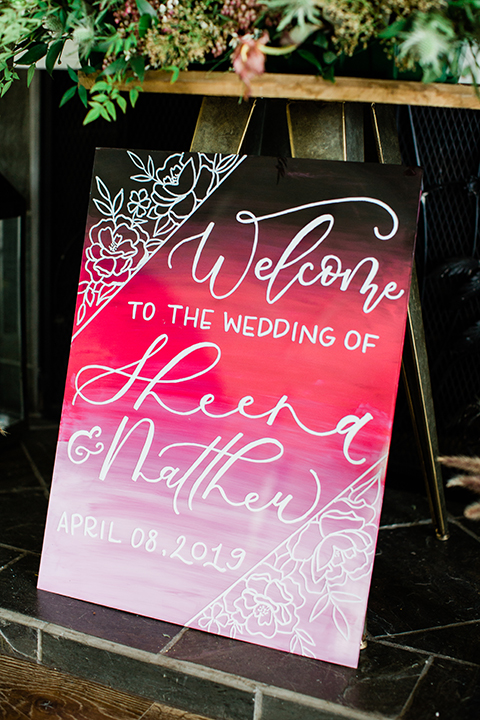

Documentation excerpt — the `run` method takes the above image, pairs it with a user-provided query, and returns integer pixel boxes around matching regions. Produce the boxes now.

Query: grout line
[37,628,43,663]
[0,610,49,634]
[379,519,433,530]
[0,487,48,495]
[158,626,189,655]
[0,627,37,662]
[0,552,28,573]
[253,688,263,720]
[0,608,383,718]
[21,442,50,500]
[397,655,434,719]
[370,638,480,668]
[374,617,480,639]
[449,517,480,544]
[0,542,40,556]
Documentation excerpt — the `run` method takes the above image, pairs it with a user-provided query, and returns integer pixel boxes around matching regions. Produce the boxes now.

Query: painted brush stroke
[38,151,421,668]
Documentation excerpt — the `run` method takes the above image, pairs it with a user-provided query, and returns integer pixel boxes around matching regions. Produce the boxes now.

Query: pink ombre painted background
[38,151,421,668]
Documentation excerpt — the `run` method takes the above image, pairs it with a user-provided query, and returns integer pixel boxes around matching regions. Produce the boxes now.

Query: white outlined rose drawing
[85,218,148,288]
[74,151,246,333]
[231,568,304,639]
[290,500,377,639]
[192,462,384,656]
[148,153,215,231]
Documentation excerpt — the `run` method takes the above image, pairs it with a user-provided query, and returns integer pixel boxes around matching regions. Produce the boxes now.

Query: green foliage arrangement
[1,0,480,123]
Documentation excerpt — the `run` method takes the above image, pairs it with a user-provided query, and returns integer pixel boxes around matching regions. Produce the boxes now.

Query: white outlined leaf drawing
[330,592,362,604]
[333,605,350,641]
[309,594,330,622]
[93,199,112,216]
[190,458,385,661]
[127,151,146,170]
[96,176,111,201]
[74,150,247,336]
[112,189,124,215]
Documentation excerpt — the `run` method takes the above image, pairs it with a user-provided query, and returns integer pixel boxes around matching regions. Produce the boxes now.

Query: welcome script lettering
[167,197,402,313]
[67,196,401,526]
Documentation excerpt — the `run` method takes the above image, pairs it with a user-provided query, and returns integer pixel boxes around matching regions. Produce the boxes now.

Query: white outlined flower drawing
[191,458,385,657]
[74,151,246,334]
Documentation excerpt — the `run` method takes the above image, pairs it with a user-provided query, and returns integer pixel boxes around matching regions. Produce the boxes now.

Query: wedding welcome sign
[38,150,421,668]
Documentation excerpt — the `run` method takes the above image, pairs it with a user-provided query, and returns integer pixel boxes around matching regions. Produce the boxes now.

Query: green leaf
[297,49,323,74]
[106,100,117,120]
[378,18,407,39]
[130,55,145,81]
[78,83,88,108]
[83,105,102,125]
[1,80,13,97]
[322,64,335,82]
[138,14,152,38]
[59,85,78,107]
[90,81,111,91]
[27,64,36,87]
[164,65,180,83]
[129,87,140,107]
[322,51,337,65]
[313,33,328,49]
[67,66,79,83]
[46,39,65,76]
[17,42,48,66]
[117,95,127,113]
[101,57,127,75]
[136,0,157,17]
[99,104,111,121]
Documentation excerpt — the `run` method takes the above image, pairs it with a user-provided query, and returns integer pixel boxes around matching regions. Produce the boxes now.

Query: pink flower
[233,33,269,98]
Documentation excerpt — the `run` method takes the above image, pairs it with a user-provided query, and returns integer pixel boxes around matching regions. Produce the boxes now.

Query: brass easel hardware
[190,96,257,154]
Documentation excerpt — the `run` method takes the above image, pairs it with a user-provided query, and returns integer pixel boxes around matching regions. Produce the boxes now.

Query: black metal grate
[398,105,480,451]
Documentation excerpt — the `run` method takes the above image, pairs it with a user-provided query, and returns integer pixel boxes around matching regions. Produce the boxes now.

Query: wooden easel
[190,96,449,541]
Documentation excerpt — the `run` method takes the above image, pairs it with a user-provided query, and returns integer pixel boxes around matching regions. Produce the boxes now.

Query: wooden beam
[0,654,214,720]
[81,70,480,109]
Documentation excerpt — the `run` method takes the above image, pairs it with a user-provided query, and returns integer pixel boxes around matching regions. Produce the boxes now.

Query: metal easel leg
[371,103,449,540]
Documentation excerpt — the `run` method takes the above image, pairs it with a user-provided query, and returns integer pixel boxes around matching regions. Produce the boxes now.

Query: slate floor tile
[401,657,480,720]
[168,629,427,717]
[1,441,41,491]
[373,621,480,666]
[367,523,480,637]
[379,486,432,527]
[21,425,59,488]
[36,590,182,654]
[0,490,48,554]
[0,620,37,662]
[0,547,23,568]
[260,695,355,720]
[41,633,255,720]
[0,553,41,617]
